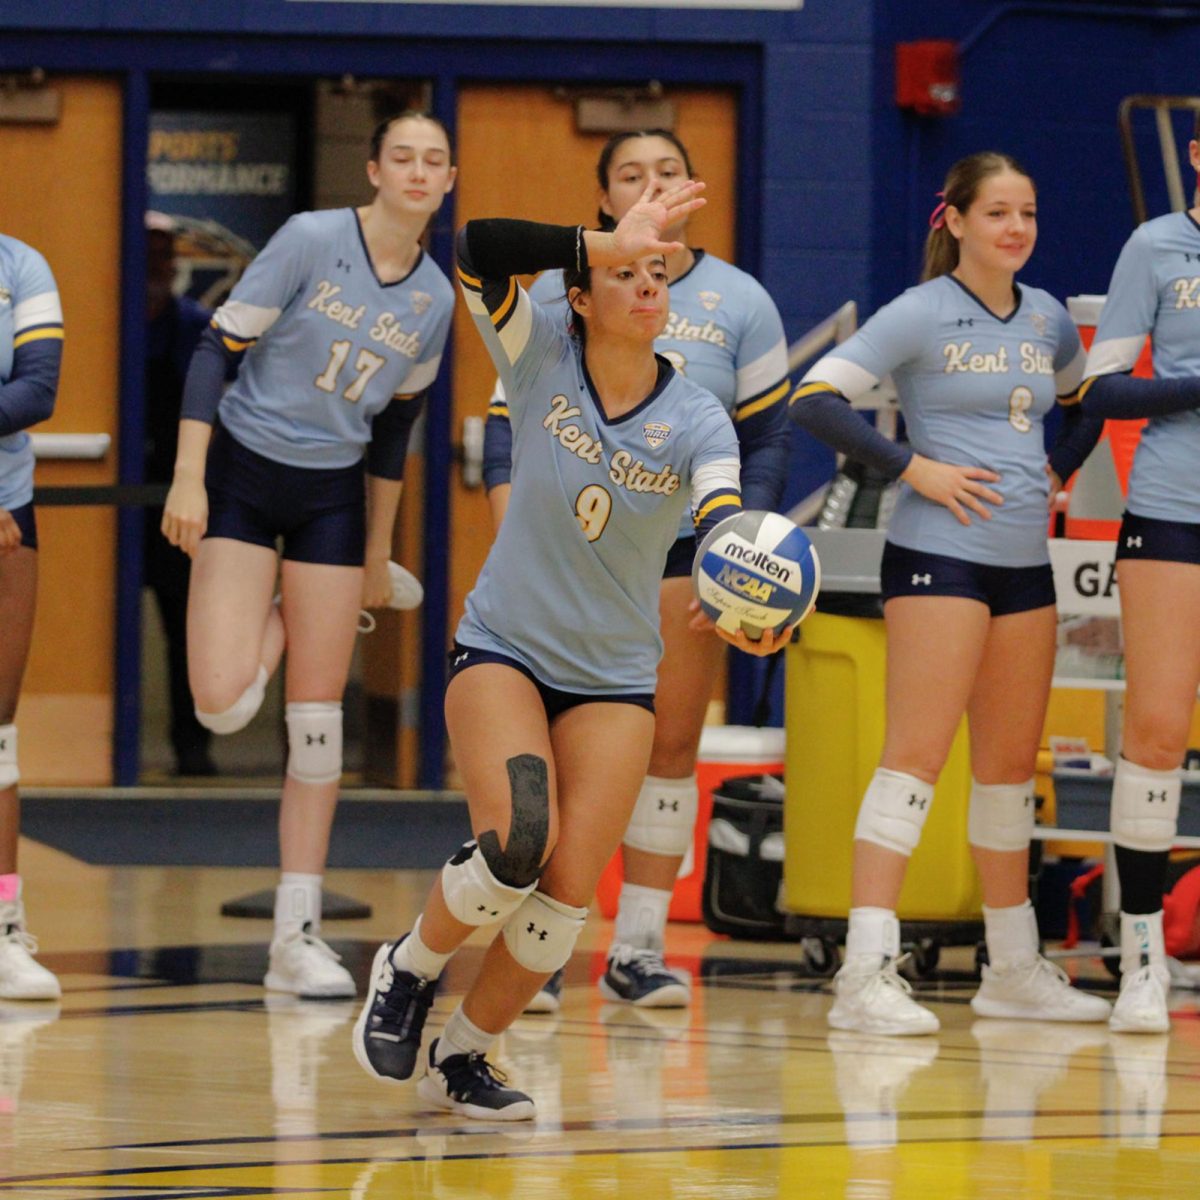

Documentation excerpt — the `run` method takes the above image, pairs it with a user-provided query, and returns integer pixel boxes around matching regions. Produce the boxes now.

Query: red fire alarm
[896,40,961,117]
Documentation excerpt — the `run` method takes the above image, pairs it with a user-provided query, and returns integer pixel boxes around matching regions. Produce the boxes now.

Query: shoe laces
[609,945,674,983]
[439,1050,511,1100]
[0,924,38,956]
[1009,955,1073,996]
[371,949,434,1035]
[278,922,342,964]
[851,957,919,1007]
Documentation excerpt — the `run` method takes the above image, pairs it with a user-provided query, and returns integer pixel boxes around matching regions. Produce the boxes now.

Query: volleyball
[692,511,821,638]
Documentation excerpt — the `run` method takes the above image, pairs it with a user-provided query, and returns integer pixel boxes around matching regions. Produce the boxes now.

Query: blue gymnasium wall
[872,2,1200,314]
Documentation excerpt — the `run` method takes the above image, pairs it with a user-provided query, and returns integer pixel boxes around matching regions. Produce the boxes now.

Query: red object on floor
[594,726,786,923]
[1164,864,1200,958]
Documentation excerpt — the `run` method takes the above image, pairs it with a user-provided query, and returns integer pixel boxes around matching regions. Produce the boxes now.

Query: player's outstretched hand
[606,180,706,263]
[687,599,794,655]
[161,474,208,557]
[901,453,1002,526]
[0,508,20,557]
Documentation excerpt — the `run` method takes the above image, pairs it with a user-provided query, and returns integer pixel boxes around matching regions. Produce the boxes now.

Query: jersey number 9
[575,485,612,542]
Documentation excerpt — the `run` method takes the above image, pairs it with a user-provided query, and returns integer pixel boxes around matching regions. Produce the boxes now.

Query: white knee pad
[1111,757,1181,853]
[853,768,934,857]
[502,889,588,974]
[967,778,1036,852]
[285,701,343,784]
[196,664,268,735]
[441,840,535,927]
[0,725,17,789]
[623,776,698,858]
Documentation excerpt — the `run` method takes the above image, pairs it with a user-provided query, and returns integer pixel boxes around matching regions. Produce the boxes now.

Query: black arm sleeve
[366,392,426,481]
[483,408,514,491]
[181,325,241,425]
[460,221,585,281]
[1082,371,1200,420]
[737,416,790,512]
[788,389,913,480]
[1047,404,1106,484]
[0,338,60,437]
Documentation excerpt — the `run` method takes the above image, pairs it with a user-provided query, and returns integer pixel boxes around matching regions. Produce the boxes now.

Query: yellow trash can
[783,610,982,923]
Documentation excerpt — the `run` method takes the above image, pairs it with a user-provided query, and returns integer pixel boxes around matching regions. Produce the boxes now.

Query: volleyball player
[485,130,791,1011]
[161,112,456,998]
[353,181,791,1120]
[1073,118,1200,1032]
[0,233,63,1000]
[790,152,1111,1034]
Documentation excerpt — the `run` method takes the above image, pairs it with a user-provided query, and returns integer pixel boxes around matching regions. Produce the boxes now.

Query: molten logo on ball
[692,510,821,638]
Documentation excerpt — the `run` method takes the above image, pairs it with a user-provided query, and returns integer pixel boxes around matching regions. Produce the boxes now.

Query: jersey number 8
[1008,385,1034,433]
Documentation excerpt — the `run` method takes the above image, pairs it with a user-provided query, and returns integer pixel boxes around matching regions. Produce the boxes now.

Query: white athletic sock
[613,882,672,953]
[392,915,453,981]
[436,1005,496,1064]
[982,899,1039,972]
[844,906,900,967]
[274,873,322,937]
[1120,908,1166,975]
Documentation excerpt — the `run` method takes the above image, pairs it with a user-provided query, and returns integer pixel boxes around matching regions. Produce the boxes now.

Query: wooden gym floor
[2,838,1199,1199]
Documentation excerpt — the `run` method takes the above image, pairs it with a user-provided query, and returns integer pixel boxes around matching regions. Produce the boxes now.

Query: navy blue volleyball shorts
[447,642,656,721]
[204,425,366,567]
[1114,511,1200,566]
[8,502,36,550]
[881,541,1056,616]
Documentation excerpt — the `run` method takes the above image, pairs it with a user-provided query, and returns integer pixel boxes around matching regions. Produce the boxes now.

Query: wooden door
[0,76,123,784]
[449,84,738,669]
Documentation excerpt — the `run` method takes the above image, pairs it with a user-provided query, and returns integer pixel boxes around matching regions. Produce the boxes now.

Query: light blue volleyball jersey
[1083,212,1200,523]
[0,236,63,509]
[491,251,788,535]
[800,275,1084,567]
[211,209,453,469]
[458,261,741,693]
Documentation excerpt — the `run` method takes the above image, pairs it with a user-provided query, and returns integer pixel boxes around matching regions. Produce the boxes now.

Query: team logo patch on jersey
[411,290,433,315]
[1030,311,1047,337]
[642,421,673,449]
[698,290,722,312]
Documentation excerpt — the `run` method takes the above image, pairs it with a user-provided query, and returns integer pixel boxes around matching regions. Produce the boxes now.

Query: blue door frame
[0,33,765,787]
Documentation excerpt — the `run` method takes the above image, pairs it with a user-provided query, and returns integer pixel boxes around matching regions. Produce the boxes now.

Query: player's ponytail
[920,151,1033,282]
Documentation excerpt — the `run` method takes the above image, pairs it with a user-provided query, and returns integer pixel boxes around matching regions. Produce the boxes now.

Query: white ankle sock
[845,906,900,965]
[982,899,1039,971]
[393,915,453,980]
[613,882,672,952]
[436,1006,495,1063]
[274,873,322,936]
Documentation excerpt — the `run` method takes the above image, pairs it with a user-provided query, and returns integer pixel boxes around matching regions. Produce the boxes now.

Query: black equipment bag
[702,772,789,940]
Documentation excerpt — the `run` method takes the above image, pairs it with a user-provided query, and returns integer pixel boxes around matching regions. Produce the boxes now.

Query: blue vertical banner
[147,111,298,304]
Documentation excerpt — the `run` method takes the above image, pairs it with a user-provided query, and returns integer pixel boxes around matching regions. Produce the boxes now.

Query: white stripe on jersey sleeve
[691,456,741,513]
[1055,344,1086,396]
[735,337,788,402]
[214,299,283,341]
[799,355,880,400]
[398,353,442,396]
[13,290,63,333]
[1084,335,1144,379]
[496,288,534,365]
